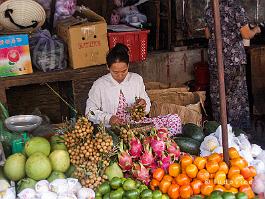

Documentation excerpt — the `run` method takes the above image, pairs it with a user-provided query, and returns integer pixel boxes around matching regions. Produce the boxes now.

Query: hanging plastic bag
[30,29,67,72]
[54,0,77,26]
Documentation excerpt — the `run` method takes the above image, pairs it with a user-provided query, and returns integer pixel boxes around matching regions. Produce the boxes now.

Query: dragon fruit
[151,137,165,157]
[160,153,173,171]
[140,145,154,167]
[118,150,133,171]
[157,128,169,141]
[129,137,143,159]
[143,136,152,146]
[167,141,180,158]
[132,163,150,185]
[149,162,159,173]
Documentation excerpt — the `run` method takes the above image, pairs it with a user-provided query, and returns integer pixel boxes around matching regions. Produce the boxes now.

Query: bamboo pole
[212,0,229,164]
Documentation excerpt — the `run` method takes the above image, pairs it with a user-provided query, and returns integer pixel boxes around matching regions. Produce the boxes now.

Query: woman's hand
[109,115,124,125]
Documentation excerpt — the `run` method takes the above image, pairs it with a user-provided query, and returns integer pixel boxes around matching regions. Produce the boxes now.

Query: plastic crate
[108,30,149,62]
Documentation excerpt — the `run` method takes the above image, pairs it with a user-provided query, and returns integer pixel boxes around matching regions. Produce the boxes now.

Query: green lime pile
[96,177,168,199]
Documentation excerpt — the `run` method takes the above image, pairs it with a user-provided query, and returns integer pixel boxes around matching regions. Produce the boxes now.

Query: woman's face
[109,62,129,83]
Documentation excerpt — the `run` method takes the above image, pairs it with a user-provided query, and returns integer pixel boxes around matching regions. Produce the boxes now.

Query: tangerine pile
[150,147,256,199]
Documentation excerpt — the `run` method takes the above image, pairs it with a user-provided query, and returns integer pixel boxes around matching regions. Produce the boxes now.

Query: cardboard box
[0,34,33,77]
[57,7,109,69]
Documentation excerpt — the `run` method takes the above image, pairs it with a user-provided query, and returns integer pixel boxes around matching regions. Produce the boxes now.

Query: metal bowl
[4,115,42,132]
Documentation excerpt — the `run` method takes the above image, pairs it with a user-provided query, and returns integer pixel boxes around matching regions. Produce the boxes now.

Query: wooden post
[212,0,229,164]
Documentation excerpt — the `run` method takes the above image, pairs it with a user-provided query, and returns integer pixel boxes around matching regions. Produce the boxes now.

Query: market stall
[0,0,265,198]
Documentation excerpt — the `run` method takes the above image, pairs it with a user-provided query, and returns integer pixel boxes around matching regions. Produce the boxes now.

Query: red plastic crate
[108,30,149,62]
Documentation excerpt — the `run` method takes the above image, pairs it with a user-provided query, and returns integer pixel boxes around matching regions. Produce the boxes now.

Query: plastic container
[12,132,30,154]
[108,30,149,62]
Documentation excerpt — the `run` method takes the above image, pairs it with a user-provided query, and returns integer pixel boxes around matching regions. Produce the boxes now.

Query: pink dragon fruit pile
[118,128,180,185]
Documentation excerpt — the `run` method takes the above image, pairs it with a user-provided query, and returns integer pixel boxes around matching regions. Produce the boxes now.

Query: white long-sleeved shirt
[85,72,151,126]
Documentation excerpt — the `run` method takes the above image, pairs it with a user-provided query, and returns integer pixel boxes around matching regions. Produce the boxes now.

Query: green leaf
[0,101,9,120]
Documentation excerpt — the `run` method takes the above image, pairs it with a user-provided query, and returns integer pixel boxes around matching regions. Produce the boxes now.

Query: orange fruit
[201,183,214,196]
[167,184,180,199]
[228,166,240,179]
[206,161,219,174]
[230,157,247,170]
[224,182,232,190]
[239,184,255,198]
[228,147,240,159]
[179,185,193,199]
[176,173,190,186]
[186,164,198,179]
[181,155,193,169]
[197,169,210,182]
[227,187,238,194]
[169,163,181,177]
[219,161,229,174]
[214,185,226,192]
[214,171,226,185]
[230,173,245,188]
[163,175,173,182]
[208,153,222,163]
[194,157,207,170]
[240,167,252,179]
[249,166,257,178]
[191,179,203,195]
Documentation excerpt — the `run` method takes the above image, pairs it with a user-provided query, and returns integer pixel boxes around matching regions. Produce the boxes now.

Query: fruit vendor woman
[85,43,182,136]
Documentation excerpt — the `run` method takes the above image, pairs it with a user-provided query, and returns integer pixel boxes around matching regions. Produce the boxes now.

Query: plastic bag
[54,0,77,26]
[237,134,252,151]
[257,150,265,165]
[250,160,265,174]
[239,149,254,165]
[200,135,219,152]
[251,144,263,158]
[30,30,67,72]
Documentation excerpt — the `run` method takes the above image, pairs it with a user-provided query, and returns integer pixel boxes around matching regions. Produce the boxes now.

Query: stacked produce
[150,148,257,198]
[128,97,146,122]
[64,117,115,189]
[199,123,265,196]
[118,128,180,185]
[119,126,138,144]
[95,177,164,199]
[17,178,95,199]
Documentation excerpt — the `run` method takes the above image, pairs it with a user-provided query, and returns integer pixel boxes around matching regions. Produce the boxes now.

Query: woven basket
[0,0,46,32]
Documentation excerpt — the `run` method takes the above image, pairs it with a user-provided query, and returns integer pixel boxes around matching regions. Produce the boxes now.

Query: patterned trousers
[209,64,251,130]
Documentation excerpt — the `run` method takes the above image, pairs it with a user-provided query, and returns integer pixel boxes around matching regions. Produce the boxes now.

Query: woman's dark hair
[106,43,129,68]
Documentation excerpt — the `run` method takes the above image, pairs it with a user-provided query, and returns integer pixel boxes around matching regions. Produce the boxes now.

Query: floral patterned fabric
[116,90,182,136]
[205,0,251,130]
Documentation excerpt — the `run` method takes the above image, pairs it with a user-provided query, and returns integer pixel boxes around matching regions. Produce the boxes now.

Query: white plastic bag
[213,146,223,154]
[17,188,36,199]
[251,144,263,158]
[1,188,16,199]
[38,191,57,199]
[215,124,235,146]
[77,188,95,199]
[252,174,265,194]
[57,193,77,199]
[200,150,212,157]
[239,149,254,165]
[257,150,265,165]
[250,160,265,174]
[67,178,82,194]
[35,180,50,193]
[200,135,219,152]
[237,134,251,151]
[49,179,68,194]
